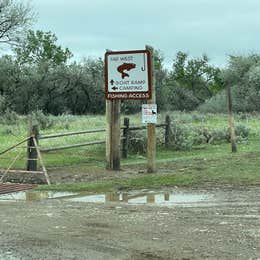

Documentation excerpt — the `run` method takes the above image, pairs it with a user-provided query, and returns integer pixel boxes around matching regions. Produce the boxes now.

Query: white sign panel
[142,104,157,124]
[105,50,152,100]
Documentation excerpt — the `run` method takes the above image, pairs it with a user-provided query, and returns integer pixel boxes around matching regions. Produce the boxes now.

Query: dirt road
[0,186,260,260]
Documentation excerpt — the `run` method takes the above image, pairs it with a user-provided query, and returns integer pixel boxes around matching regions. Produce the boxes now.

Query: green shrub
[0,109,19,125]
[168,124,194,150]
[237,112,248,121]
[211,128,227,143]
[54,113,75,130]
[192,113,206,123]
[31,110,55,130]
[235,124,250,138]
[0,125,23,135]
[128,131,147,154]
[224,124,250,143]
[192,127,227,145]
[197,91,227,113]
[193,128,210,144]
[0,95,8,114]
[31,111,77,130]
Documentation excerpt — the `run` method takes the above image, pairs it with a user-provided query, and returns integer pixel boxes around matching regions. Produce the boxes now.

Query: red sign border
[105,49,152,100]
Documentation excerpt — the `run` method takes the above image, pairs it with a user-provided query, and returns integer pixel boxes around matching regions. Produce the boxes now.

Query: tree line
[0,0,259,115]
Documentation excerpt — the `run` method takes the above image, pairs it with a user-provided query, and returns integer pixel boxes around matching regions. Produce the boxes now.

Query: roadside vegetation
[0,111,260,192]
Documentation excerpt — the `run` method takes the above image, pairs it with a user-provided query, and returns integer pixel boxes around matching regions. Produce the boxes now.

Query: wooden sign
[105,50,152,100]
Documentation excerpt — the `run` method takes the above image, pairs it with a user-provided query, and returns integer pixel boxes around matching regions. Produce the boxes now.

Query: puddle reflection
[0,190,210,206]
[0,191,76,202]
[67,191,209,205]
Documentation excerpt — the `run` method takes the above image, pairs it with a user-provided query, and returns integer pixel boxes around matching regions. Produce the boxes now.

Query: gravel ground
[0,186,260,260]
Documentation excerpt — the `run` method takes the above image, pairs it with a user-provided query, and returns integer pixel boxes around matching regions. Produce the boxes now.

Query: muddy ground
[2,164,165,184]
[0,186,260,260]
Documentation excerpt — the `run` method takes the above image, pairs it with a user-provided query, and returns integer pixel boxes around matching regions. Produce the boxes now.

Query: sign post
[145,45,156,173]
[106,99,121,170]
[105,48,154,171]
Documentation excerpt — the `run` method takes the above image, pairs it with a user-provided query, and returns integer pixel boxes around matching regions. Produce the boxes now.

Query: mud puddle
[0,189,213,206]
[0,191,76,202]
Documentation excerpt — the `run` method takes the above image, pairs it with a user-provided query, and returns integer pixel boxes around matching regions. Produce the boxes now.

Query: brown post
[146,194,155,203]
[165,115,171,148]
[105,48,121,170]
[27,120,39,171]
[106,99,121,170]
[122,117,130,159]
[146,45,156,173]
[226,83,237,153]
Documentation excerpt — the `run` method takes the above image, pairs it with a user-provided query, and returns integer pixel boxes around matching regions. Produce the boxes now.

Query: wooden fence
[0,115,171,182]
[33,115,171,154]
[0,115,171,184]
[26,115,171,170]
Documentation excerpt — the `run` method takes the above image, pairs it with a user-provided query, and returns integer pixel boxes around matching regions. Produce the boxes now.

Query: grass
[1,111,260,192]
[36,174,196,193]
[36,144,260,192]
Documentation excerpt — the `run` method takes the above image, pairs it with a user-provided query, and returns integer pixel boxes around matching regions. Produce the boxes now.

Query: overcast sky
[32,0,260,68]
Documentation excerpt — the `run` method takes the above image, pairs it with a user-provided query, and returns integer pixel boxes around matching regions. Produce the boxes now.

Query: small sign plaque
[142,104,157,124]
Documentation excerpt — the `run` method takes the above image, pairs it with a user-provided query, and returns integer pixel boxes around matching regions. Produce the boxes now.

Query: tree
[172,52,222,99]
[222,54,260,112]
[0,0,33,46]
[3,30,73,114]
[14,30,72,68]
[63,58,105,114]
[199,54,260,113]
[165,52,223,110]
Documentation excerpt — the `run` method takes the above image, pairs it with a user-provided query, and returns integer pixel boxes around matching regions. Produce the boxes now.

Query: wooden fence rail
[39,128,106,139]
[0,137,31,156]
[40,140,106,153]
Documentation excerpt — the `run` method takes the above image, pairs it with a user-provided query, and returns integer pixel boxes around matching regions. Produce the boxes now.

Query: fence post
[226,83,237,153]
[122,117,130,159]
[27,121,39,171]
[165,115,171,148]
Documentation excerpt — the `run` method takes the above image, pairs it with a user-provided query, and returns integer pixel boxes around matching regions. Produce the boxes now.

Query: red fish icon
[117,63,136,79]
